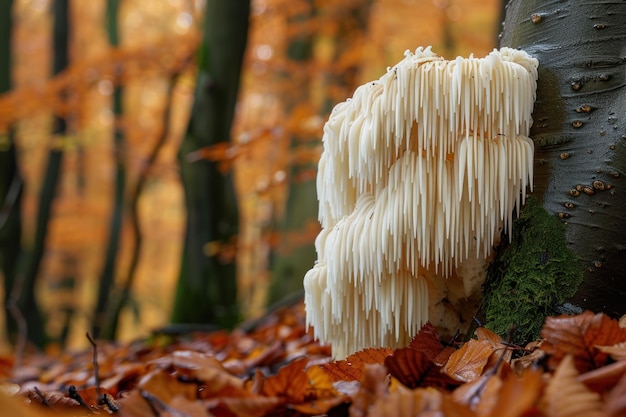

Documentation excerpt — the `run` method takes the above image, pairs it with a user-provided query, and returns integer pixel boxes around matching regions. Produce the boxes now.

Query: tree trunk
[92,0,124,340]
[268,0,373,304]
[483,0,626,340]
[172,1,250,328]
[0,0,24,341]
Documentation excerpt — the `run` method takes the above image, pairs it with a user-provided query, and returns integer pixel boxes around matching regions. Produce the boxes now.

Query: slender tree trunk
[0,0,23,341]
[172,1,250,328]
[483,0,626,341]
[13,0,71,347]
[268,0,373,304]
[92,0,124,339]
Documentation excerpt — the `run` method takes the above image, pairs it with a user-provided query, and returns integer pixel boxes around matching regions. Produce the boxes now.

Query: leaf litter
[1,305,626,416]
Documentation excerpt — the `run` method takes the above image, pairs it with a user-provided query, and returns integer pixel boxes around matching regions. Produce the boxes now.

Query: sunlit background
[0,0,500,353]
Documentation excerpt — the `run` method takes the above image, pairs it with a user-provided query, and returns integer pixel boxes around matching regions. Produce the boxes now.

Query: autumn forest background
[0,0,501,354]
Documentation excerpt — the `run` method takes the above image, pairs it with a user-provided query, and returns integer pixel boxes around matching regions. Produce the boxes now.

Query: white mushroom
[304,47,539,359]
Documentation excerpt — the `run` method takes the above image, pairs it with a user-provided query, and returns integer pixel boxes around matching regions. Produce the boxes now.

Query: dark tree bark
[501,0,626,316]
[172,1,250,327]
[12,0,71,347]
[92,0,124,340]
[0,0,24,341]
[496,0,626,317]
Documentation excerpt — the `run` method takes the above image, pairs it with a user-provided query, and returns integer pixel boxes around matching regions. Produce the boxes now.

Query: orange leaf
[321,347,393,382]
[349,364,389,417]
[540,355,604,417]
[261,357,310,403]
[541,311,626,372]
[218,395,282,417]
[407,322,446,360]
[577,360,626,393]
[443,340,494,382]
[486,369,543,417]
[605,371,626,416]
[384,347,459,389]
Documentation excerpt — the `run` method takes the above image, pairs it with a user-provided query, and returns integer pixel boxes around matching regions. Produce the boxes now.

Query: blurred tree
[13,0,70,347]
[172,1,250,327]
[268,0,373,304]
[482,0,626,341]
[92,0,124,340]
[0,0,24,342]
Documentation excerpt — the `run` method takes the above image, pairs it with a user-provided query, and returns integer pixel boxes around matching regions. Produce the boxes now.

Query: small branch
[85,332,102,401]
[68,385,92,413]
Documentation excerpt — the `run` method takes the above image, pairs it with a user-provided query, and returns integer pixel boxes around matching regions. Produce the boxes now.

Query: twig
[85,332,102,401]
[141,390,187,417]
[33,386,50,407]
[68,385,92,413]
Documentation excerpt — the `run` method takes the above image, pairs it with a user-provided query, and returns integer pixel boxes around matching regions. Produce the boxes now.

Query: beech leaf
[384,347,458,389]
[443,340,494,382]
[541,355,604,417]
[541,311,626,372]
[321,347,393,382]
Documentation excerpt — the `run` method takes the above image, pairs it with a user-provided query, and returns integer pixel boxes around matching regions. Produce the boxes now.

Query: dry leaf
[366,385,445,417]
[321,347,393,382]
[596,342,626,361]
[407,322,446,360]
[541,355,604,417]
[261,357,309,402]
[485,369,543,417]
[384,347,458,389]
[443,340,494,382]
[349,364,389,417]
[605,371,626,417]
[541,311,626,372]
[577,360,626,393]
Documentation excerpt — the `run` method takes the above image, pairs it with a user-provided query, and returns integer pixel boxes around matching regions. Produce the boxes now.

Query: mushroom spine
[304,47,539,359]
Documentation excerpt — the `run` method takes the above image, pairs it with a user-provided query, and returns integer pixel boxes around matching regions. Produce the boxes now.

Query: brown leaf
[596,342,626,361]
[407,322,445,360]
[443,340,494,382]
[370,386,442,417]
[384,347,459,389]
[485,369,543,417]
[349,364,389,417]
[321,347,393,382]
[541,311,626,372]
[218,396,282,417]
[540,355,604,417]
[261,357,310,403]
[577,360,626,393]
[605,371,626,417]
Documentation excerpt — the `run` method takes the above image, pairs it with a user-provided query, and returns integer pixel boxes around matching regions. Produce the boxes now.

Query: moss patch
[481,197,582,345]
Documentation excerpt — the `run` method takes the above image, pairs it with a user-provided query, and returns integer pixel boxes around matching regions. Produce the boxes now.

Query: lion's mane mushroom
[304,47,539,359]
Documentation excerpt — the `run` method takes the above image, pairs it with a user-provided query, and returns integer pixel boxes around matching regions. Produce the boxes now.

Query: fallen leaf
[596,342,626,361]
[540,355,604,417]
[577,360,626,393]
[443,340,494,382]
[384,347,458,389]
[321,347,393,382]
[485,369,543,417]
[605,371,626,417]
[261,357,310,403]
[541,311,626,372]
[349,364,389,417]
[407,322,446,359]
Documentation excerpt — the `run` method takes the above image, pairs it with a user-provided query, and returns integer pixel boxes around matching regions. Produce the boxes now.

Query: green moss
[481,197,582,345]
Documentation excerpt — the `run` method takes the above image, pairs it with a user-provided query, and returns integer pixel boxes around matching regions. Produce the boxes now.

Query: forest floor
[1,302,625,416]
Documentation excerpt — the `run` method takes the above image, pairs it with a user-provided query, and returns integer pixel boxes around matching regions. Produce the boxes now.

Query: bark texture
[500,0,626,316]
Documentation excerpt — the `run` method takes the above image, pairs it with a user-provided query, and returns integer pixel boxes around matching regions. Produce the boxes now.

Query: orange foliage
[3,304,626,416]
